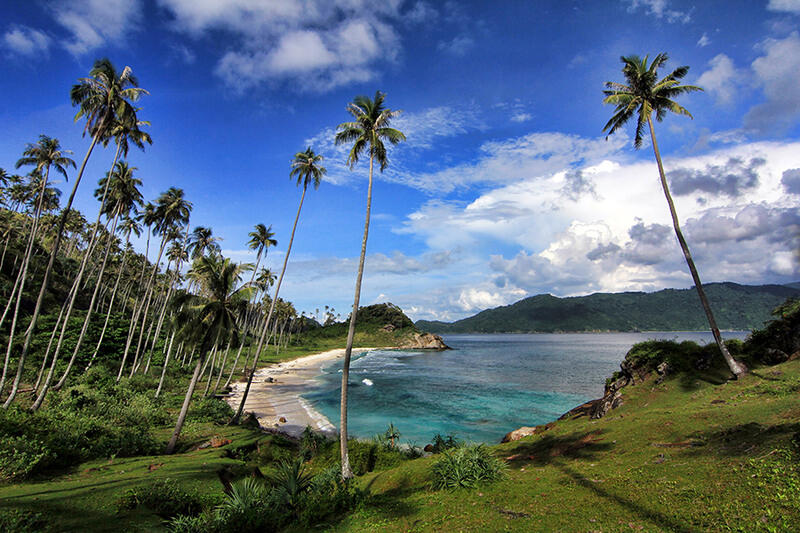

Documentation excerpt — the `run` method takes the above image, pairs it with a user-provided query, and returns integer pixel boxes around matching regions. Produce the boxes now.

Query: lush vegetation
[417,282,800,333]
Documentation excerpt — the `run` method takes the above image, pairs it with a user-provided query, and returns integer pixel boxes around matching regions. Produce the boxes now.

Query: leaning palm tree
[602,53,747,378]
[165,254,252,454]
[0,136,74,395]
[334,91,406,478]
[187,226,222,259]
[231,147,325,424]
[4,59,147,408]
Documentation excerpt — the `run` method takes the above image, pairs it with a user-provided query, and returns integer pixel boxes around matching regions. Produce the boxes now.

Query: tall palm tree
[334,91,405,477]
[5,59,147,408]
[166,254,252,454]
[602,53,747,378]
[120,187,192,381]
[231,147,325,424]
[187,226,221,259]
[1,136,75,399]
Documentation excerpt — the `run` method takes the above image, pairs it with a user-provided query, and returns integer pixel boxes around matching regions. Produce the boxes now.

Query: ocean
[303,331,749,445]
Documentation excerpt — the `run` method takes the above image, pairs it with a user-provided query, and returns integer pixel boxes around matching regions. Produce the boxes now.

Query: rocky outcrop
[400,332,451,350]
[501,423,555,443]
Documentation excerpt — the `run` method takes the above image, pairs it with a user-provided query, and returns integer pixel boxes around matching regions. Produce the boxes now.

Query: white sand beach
[225,347,380,438]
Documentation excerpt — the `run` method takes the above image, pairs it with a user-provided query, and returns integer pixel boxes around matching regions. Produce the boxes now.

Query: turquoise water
[303,331,749,444]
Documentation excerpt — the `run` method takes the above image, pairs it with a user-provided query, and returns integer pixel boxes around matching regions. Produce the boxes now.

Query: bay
[303,331,749,444]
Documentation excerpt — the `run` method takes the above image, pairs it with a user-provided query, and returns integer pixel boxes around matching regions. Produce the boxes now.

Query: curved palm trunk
[647,118,747,378]
[154,323,177,398]
[165,355,203,454]
[231,186,307,424]
[51,210,121,391]
[86,229,132,370]
[339,154,374,479]
[0,166,51,394]
[29,147,120,409]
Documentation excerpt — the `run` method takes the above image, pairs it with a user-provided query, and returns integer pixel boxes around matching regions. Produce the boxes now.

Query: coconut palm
[1,136,75,400]
[231,147,325,424]
[5,59,147,408]
[187,226,221,259]
[602,53,747,378]
[334,91,406,477]
[166,254,253,454]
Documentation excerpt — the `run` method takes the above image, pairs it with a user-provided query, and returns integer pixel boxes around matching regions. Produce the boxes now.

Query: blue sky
[1,0,799,321]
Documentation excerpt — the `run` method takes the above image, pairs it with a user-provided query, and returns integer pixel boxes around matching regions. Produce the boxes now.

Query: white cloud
[767,0,800,13]
[51,0,143,55]
[2,25,50,57]
[159,0,405,92]
[405,1,439,24]
[624,0,691,23]
[510,112,532,123]
[744,32,800,133]
[697,54,743,106]
[437,34,474,56]
[697,32,710,47]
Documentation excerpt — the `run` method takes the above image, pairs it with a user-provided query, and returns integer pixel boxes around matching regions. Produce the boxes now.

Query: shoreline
[225,347,385,439]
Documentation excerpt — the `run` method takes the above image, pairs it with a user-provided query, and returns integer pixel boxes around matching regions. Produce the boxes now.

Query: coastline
[225,347,383,438]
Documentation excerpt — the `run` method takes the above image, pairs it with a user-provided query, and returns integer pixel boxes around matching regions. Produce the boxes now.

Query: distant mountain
[416,282,800,334]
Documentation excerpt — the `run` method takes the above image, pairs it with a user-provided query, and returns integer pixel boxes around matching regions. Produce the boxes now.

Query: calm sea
[303,331,749,444]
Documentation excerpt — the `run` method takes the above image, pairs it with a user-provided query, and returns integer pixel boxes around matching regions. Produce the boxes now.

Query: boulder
[501,426,539,443]
[400,332,451,350]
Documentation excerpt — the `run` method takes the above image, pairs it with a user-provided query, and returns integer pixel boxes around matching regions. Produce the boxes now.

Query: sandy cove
[225,347,382,439]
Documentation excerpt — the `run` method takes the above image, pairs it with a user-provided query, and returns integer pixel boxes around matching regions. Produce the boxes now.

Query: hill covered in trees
[416,282,800,333]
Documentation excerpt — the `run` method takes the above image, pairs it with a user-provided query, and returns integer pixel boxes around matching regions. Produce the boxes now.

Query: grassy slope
[3,329,798,531]
[333,359,800,532]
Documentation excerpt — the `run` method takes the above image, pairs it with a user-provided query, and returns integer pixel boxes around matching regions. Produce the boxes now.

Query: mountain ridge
[416,282,800,333]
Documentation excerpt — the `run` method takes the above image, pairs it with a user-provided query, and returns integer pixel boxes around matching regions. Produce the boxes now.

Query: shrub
[430,444,507,490]
[300,426,329,460]
[188,397,234,424]
[114,479,208,518]
[298,465,365,527]
[430,433,461,453]
[213,477,281,533]
[0,436,55,481]
[0,508,48,532]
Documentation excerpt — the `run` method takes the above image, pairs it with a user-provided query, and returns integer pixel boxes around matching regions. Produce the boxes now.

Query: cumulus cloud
[697,54,745,106]
[2,25,50,57]
[51,0,143,55]
[782,168,800,194]
[744,32,800,134]
[668,157,764,197]
[624,0,691,23]
[158,0,407,92]
[767,0,800,13]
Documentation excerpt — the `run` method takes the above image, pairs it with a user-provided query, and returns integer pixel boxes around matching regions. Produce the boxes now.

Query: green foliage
[298,465,365,528]
[418,282,800,333]
[115,478,210,519]
[0,436,54,482]
[212,477,278,532]
[300,426,330,460]
[187,396,234,424]
[0,508,48,533]
[270,458,313,511]
[430,444,507,490]
[430,433,461,453]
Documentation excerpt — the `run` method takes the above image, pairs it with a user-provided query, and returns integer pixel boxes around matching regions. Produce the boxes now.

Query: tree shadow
[501,430,613,467]
[685,422,800,458]
[555,462,698,533]
[358,471,421,521]
[675,368,729,391]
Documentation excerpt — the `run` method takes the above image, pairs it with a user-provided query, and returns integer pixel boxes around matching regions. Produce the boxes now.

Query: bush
[430,444,507,490]
[115,479,209,518]
[298,465,365,527]
[0,508,48,532]
[188,397,234,424]
[0,436,55,481]
[212,477,280,532]
[430,433,461,453]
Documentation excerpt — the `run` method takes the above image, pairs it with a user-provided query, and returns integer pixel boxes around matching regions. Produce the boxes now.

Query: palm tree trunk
[8,134,101,409]
[231,186,307,424]
[155,324,177,398]
[340,154,375,479]
[213,337,232,394]
[165,356,203,454]
[51,210,121,392]
[647,118,747,378]
[87,230,131,370]
[29,147,120,408]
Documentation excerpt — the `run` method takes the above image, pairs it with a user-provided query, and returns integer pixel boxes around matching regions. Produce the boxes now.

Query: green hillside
[417,282,800,333]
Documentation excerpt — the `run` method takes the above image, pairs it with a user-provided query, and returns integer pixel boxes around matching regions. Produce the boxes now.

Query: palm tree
[334,91,405,477]
[122,187,192,380]
[5,59,146,408]
[187,226,221,259]
[1,136,75,400]
[165,254,252,454]
[231,147,325,424]
[602,53,747,378]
